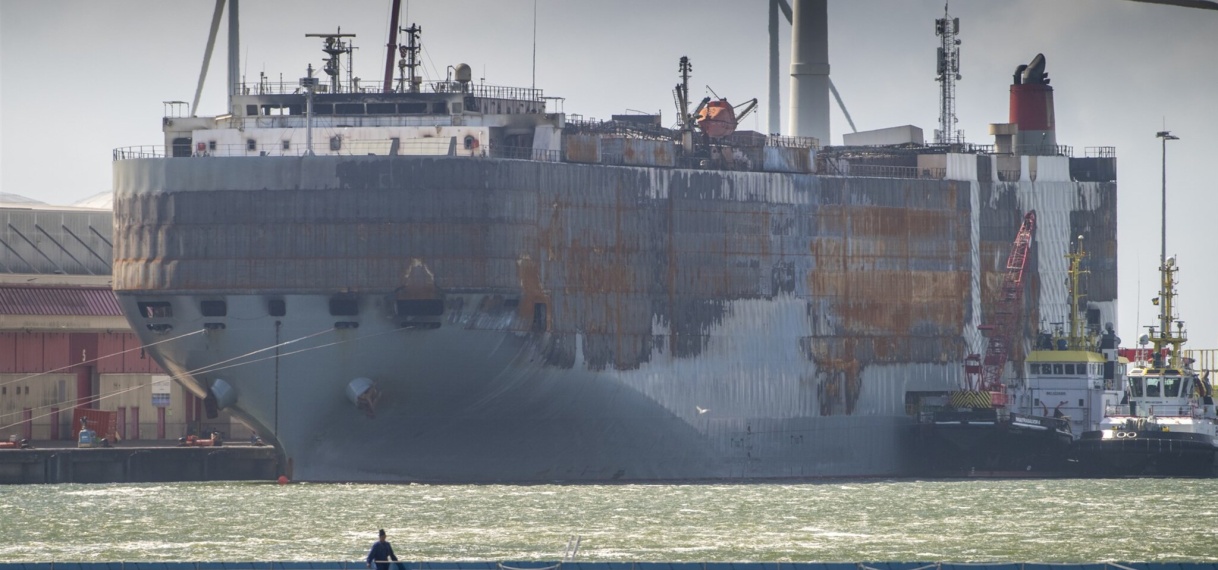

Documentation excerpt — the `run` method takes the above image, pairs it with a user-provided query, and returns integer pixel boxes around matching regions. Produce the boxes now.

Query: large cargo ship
[110,5,1118,482]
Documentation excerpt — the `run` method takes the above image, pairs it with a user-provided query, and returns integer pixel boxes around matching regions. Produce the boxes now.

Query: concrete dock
[0,442,280,484]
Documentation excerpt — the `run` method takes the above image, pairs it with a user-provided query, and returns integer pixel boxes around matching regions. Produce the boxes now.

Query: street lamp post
[1156,130,1178,270]
[1155,129,1178,349]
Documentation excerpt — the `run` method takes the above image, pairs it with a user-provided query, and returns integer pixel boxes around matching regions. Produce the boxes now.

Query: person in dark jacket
[366,529,400,570]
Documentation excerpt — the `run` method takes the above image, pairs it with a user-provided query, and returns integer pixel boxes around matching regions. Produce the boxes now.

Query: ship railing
[113,146,166,160]
[831,164,921,179]
[1085,146,1117,158]
[1103,403,1201,418]
[233,115,458,129]
[1184,348,1217,374]
[765,134,820,149]
[115,141,570,161]
[237,79,543,101]
[116,140,431,159]
[919,142,996,154]
[1011,144,1073,157]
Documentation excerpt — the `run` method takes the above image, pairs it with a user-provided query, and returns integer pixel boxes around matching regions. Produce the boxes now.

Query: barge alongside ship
[111,7,1119,482]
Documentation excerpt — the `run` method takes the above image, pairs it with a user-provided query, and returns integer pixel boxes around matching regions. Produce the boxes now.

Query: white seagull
[695,406,710,415]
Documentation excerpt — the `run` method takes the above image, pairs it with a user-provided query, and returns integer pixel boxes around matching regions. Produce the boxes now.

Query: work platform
[0,443,279,484]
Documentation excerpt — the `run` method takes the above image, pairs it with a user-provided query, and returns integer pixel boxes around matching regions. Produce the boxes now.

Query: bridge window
[1064,364,1075,375]
[1163,377,1181,397]
[268,299,286,317]
[200,300,227,317]
[1145,378,1161,397]
[336,103,364,115]
[1053,364,1063,375]
[395,299,444,316]
[1129,378,1143,397]
[329,296,359,316]
[172,138,193,157]
[137,301,172,319]
[368,103,396,114]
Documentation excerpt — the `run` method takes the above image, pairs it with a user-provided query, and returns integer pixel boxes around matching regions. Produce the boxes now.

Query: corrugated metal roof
[0,284,122,316]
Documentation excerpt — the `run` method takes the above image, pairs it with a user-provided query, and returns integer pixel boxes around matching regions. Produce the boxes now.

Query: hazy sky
[1,0,1215,348]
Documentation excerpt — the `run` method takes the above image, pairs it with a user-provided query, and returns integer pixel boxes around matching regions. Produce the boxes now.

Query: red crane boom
[968,210,1036,406]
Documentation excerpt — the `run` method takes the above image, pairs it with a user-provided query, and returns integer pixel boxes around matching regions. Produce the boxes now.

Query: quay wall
[0,446,279,484]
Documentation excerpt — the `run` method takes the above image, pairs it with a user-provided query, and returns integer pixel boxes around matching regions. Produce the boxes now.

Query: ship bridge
[161,78,560,160]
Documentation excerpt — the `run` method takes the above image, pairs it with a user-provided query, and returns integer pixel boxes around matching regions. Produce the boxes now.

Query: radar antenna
[305,29,356,94]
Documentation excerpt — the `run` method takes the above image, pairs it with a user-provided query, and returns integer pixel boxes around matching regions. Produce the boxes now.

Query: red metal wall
[0,333,15,373]
[3,332,162,374]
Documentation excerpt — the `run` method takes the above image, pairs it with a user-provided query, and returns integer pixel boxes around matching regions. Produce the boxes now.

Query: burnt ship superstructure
[111,22,1119,482]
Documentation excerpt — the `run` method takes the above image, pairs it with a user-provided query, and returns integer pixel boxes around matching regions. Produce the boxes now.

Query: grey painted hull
[112,154,1116,482]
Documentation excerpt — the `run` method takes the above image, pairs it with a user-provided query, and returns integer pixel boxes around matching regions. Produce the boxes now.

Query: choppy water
[1,479,1216,563]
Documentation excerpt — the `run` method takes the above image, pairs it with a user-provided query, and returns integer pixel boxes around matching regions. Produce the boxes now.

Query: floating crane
[962,210,1036,407]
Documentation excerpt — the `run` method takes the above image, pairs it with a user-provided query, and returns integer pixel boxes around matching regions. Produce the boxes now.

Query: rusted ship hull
[112,154,1116,482]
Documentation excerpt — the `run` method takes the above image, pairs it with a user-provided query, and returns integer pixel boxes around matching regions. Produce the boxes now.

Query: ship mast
[1064,235,1092,351]
[1148,130,1185,370]
[306,30,356,94]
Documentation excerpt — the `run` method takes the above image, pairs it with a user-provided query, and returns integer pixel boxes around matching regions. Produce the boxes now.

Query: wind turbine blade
[191,0,226,117]
[778,0,793,22]
[829,78,857,134]
[1126,0,1218,9]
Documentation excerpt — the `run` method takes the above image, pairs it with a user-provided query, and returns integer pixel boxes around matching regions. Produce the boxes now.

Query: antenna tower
[397,24,422,93]
[934,3,963,145]
[306,29,356,94]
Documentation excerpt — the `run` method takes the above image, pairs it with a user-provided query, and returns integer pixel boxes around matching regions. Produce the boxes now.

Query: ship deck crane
[965,210,1036,407]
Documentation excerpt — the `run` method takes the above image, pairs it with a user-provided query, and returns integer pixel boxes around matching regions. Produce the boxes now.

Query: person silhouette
[365,529,400,570]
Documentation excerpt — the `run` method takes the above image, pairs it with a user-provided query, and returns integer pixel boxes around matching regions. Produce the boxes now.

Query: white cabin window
[1163,377,1182,397]
[1145,378,1162,397]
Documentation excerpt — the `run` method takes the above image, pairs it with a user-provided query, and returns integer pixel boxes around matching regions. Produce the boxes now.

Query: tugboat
[1073,254,1218,476]
[1016,236,1127,444]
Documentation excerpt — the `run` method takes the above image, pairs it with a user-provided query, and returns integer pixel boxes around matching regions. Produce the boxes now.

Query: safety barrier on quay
[2,562,1217,570]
